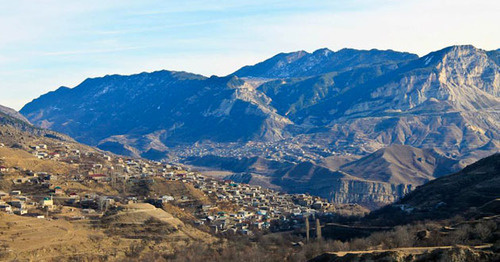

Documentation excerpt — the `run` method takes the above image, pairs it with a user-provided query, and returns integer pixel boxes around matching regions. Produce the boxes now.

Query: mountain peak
[275,50,309,62]
[312,48,334,57]
[444,44,478,51]
[419,45,484,65]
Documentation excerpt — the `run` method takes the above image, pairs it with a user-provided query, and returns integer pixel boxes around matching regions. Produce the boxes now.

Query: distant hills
[0,104,74,145]
[19,45,500,205]
[339,145,459,185]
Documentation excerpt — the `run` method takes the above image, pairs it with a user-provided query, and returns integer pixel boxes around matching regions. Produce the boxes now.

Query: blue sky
[1,0,499,110]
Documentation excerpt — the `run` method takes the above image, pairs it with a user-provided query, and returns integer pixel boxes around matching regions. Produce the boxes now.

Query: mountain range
[19,45,500,205]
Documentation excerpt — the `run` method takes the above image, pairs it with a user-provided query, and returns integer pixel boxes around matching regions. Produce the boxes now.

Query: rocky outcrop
[285,177,412,207]
[327,180,412,206]
[270,161,414,207]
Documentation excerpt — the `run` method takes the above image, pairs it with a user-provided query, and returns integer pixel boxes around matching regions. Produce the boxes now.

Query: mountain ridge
[19,45,500,205]
[233,47,418,78]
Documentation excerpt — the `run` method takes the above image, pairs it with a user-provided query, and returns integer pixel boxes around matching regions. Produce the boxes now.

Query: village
[0,140,345,237]
[168,139,350,163]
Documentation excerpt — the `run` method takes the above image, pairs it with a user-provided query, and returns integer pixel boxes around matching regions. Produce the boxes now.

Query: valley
[1,45,499,261]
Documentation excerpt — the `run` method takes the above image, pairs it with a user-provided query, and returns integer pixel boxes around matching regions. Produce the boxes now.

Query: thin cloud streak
[92,18,234,36]
[0,0,498,110]
[40,46,147,56]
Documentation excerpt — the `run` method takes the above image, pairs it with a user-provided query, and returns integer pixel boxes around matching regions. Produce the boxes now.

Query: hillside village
[0,139,365,238]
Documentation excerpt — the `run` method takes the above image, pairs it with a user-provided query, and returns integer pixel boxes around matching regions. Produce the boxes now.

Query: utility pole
[111,172,116,189]
[305,216,310,243]
[316,218,322,240]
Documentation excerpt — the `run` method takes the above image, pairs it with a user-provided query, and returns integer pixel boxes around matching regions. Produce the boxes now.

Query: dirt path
[327,244,493,257]
[324,222,392,230]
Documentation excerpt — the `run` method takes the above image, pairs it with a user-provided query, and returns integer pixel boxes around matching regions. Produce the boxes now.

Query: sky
[0,0,499,110]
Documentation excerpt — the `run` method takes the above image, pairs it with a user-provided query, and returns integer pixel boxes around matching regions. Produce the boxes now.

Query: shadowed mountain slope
[368,153,500,224]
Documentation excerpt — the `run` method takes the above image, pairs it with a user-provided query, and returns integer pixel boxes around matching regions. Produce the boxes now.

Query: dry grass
[0,205,217,261]
[0,212,122,260]
[0,147,75,174]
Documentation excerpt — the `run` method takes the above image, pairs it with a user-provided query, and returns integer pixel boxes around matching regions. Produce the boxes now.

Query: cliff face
[328,180,412,205]
[301,179,412,207]
[346,45,500,114]
[271,162,414,207]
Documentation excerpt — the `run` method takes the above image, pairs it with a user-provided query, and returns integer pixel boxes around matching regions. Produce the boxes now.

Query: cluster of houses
[0,189,53,217]
[0,141,336,236]
[147,171,333,235]
[205,182,330,234]
[169,140,338,163]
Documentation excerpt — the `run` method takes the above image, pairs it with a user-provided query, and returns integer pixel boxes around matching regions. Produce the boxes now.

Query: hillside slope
[340,145,459,185]
[0,104,29,123]
[369,153,500,224]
